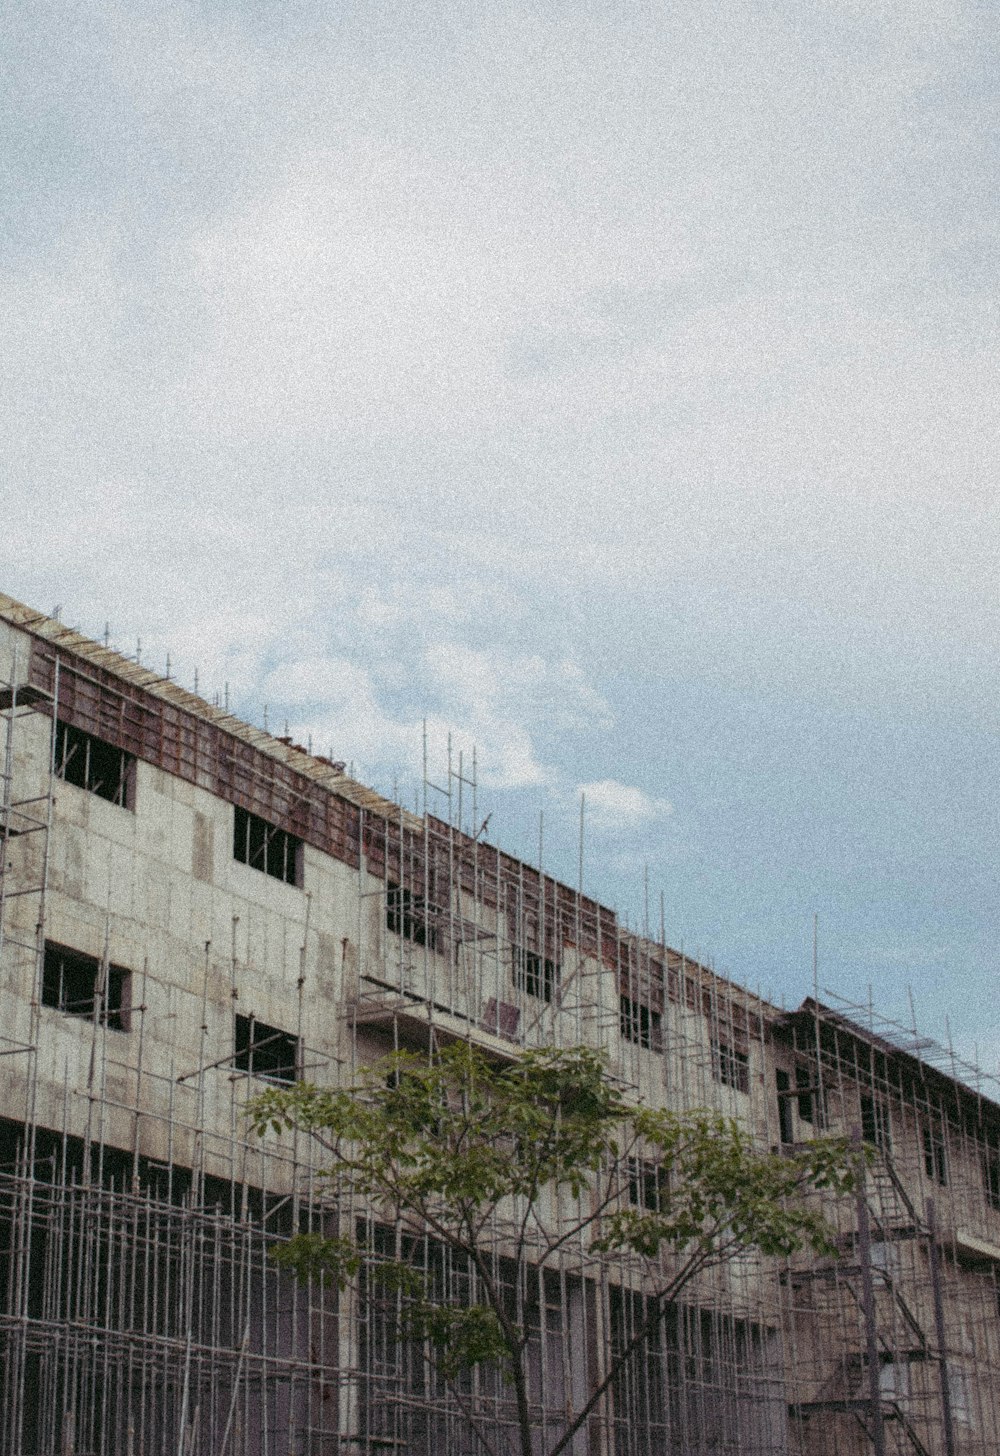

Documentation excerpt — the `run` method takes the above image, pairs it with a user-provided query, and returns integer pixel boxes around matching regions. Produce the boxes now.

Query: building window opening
[620,995,663,1052]
[713,1038,750,1094]
[233,805,302,886]
[386,883,438,951]
[923,1125,947,1186]
[626,1156,665,1212]
[55,720,135,808]
[984,1155,1000,1212]
[776,1070,794,1144]
[514,947,560,1003]
[861,1094,892,1152]
[794,1063,825,1126]
[42,942,130,1031]
[234,1014,299,1084]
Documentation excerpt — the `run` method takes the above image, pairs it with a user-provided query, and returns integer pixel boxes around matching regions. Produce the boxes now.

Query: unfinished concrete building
[1,589,998,1455]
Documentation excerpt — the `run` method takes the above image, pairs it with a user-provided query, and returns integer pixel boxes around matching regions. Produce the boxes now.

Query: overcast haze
[2,1,997,1064]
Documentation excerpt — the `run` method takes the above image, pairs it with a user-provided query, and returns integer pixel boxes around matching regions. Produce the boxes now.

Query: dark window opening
[620,995,663,1052]
[923,1126,947,1186]
[794,1063,825,1126]
[984,1156,1000,1212]
[55,720,135,808]
[776,1070,794,1144]
[713,1039,750,1094]
[386,883,438,951]
[627,1156,665,1212]
[233,805,302,886]
[42,942,130,1031]
[514,947,560,1003]
[234,1014,299,1084]
[861,1094,891,1152]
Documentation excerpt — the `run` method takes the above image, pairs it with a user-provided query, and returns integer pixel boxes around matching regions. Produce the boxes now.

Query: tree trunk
[510,1352,535,1456]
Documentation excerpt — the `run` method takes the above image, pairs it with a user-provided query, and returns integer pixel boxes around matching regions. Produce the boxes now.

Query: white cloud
[261,656,375,711]
[248,634,617,796]
[424,643,613,733]
[3,1,997,696]
[259,645,559,791]
[356,584,479,633]
[2,0,998,1034]
[263,656,418,769]
[279,693,548,794]
[578,779,674,832]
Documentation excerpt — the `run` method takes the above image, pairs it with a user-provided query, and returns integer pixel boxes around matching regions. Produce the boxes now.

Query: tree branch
[546,1244,713,1456]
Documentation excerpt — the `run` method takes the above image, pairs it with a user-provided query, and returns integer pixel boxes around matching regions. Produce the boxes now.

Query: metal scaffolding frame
[1,595,999,1455]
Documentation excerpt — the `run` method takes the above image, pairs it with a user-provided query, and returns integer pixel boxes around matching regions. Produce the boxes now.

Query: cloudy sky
[2,0,997,1064]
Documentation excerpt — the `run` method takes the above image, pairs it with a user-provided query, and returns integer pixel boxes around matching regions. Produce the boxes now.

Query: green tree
[250,1043,858,1456]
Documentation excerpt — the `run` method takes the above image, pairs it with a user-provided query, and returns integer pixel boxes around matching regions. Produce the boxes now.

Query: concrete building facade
[1,590,998,1454]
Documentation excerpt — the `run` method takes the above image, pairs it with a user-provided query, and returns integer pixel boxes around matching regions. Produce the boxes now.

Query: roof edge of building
[0,588,422,832]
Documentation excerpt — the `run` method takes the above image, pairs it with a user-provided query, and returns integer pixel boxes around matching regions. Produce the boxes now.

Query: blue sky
[2,0,997,1064]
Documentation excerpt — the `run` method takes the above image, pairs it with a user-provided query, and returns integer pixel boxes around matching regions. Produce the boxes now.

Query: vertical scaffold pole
[926,1198,956,1456]
[853,1128,886,1456]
